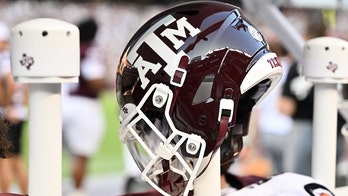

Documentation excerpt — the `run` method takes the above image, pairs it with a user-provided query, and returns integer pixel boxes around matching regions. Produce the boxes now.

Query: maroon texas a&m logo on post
[19,53,34,70]
[326,61,338,73]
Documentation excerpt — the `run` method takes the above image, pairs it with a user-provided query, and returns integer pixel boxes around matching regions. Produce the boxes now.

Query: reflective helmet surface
[116,1,282,195]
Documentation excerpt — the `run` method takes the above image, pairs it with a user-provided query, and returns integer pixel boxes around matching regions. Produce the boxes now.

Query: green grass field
[22,90,125,178]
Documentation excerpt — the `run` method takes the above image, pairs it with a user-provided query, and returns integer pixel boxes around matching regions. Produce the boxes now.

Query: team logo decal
[267,57,282,69]
[20,53,34,70]
[248,26,262,42]
[126,15,201,89]
[326,61,338,73]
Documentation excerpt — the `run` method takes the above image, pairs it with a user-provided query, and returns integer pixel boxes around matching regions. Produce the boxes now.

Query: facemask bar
[119,83,206,196]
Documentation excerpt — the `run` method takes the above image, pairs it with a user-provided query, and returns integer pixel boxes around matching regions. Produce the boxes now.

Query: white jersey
[222,172,333,196]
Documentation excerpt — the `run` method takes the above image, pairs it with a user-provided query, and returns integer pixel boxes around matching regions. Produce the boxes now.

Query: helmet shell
[116,1,270,155]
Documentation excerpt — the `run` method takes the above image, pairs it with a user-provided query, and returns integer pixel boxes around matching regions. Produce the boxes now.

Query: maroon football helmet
[116,1,282,195]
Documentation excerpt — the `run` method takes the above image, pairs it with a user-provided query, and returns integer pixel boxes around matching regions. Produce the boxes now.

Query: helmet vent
[192,74,214,105]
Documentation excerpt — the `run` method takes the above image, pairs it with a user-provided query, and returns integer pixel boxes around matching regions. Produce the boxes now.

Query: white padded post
[10,18,79,196]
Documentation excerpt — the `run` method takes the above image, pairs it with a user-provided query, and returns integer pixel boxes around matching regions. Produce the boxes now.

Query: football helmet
[116,1,282,195]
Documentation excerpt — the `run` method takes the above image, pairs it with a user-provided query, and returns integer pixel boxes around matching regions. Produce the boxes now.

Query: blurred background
[0,0,347,195]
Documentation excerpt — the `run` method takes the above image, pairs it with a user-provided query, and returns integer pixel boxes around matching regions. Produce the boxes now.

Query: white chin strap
[119,83,206,196]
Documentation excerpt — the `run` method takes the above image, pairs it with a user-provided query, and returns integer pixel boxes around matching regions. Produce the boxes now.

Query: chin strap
[191,88,234,196]
[216,88,234,151]
[216,115,230,151]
